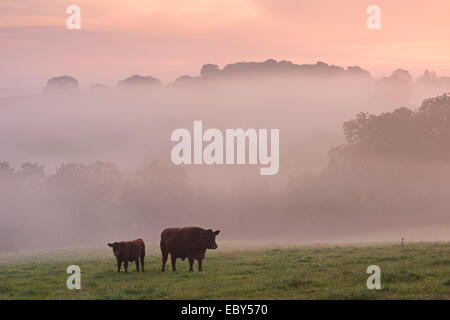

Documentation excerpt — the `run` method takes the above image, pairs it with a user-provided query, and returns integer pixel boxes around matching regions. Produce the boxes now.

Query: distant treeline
[43,59,450,91]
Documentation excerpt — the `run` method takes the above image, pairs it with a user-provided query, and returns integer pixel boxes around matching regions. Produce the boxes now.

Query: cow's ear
[107,243,113,247]
[214,230,220,236]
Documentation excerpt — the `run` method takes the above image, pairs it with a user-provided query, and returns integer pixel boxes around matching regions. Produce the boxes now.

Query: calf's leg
[124,261,129,273]
[117,259,122,273]
[198,259,203,272]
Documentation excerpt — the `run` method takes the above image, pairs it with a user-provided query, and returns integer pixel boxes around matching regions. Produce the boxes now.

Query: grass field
[0,242,448,299]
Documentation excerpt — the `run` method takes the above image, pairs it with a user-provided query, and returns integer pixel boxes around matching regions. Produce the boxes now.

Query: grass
[0,242,448,299]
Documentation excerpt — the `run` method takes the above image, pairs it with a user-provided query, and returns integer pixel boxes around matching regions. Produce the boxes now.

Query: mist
[1,60,450,252]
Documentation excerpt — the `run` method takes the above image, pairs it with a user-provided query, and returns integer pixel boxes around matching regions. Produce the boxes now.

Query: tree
[45,75,79,92]
[200,64,220,77]
[117,75,161,87]
[0,161,14,178]
[331,94,450,167]
[383,69,413,82]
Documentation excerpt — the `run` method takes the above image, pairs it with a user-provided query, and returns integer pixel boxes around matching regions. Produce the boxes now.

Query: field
[0,242,448,299]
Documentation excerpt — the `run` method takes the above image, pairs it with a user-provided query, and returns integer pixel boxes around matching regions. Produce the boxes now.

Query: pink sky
[1,0,450,87]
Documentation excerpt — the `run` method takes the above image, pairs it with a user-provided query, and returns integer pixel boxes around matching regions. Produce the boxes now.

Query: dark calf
[108,239,145,273]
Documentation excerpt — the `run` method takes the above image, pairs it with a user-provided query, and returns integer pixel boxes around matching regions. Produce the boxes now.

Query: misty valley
[0,60,450,253]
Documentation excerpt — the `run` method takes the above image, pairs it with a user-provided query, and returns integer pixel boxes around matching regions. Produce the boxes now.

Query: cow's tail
[160,238,167,253]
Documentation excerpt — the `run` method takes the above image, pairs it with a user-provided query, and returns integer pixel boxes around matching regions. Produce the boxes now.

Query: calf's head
[107,242,124,257]
[200,229,220,249]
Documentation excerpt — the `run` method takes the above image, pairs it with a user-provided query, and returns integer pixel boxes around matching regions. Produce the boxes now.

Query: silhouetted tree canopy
[382,69,413,82]
[200,64,220,77]
[117,74,162,87]
[331,94,450,166]
[45,75,79,91]
[173,59,372,86]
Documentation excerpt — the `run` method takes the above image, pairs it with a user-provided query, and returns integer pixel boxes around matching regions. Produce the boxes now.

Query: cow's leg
[124,261,129,273]
[171,255,177,272]
[117,259,122,273]
[198,259,203,272]
[161,251,168,272]
[135,259,140,272]
[160,240,168,272]
[140,255,145,272]
[188,257,194,272]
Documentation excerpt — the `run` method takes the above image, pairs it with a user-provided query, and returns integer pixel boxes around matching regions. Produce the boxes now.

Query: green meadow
[0,242,448,300]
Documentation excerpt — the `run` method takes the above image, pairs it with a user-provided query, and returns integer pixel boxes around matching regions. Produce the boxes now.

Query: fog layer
[1,61,450,251]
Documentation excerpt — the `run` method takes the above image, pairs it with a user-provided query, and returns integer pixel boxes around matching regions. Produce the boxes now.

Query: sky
[1,0,450,87]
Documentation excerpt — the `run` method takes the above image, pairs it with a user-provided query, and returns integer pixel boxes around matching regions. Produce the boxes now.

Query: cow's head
[200,229,220,249]
[107,242,124,257]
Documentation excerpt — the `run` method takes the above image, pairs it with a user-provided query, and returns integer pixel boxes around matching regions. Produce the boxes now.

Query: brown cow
[160,227,220,272]
[107,239,145,273]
